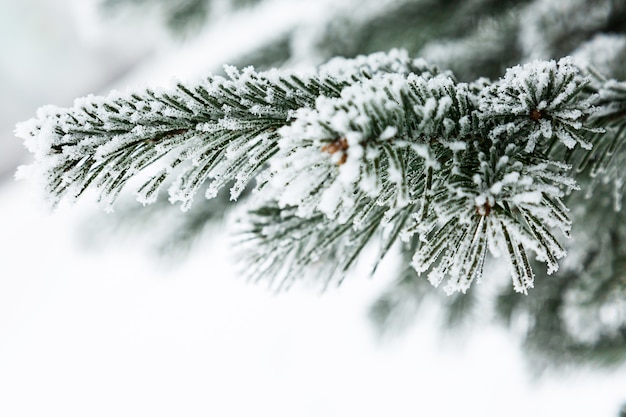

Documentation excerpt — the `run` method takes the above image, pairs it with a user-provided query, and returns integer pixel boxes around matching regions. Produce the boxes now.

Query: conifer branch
[15,50,432,211]
[15,50,626,295]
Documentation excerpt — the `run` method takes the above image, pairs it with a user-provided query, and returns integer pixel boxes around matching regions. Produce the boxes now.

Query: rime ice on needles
[14,49,437,212]
[478,57,596,153]
[318,48,443,82]
[16,49,623,296]
[407,141,576,294]
[15,77,292,211]
[236,198,414,289]
[272,73,411,221]
[269,71,472,222]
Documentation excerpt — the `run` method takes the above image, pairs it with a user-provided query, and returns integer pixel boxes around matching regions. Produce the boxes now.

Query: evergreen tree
[14,0,626,385]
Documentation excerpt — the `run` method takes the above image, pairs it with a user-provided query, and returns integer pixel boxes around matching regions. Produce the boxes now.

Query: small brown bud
[321,138,349,165]
[476,201,492,216]
[530,108,542,122]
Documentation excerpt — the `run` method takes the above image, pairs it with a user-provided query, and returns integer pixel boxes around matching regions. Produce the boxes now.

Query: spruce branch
[15,50,625,295]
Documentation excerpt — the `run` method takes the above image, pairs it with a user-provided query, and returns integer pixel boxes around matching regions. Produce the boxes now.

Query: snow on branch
[15,49,431,211]
[15,50,624,294]
[478,57,598,152]
[267,71,472,221]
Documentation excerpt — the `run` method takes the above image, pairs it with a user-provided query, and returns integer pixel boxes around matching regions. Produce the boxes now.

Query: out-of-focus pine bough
[15,50,623,297]
[101,0,261,36]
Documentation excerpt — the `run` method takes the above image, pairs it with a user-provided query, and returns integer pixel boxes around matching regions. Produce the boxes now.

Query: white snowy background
[0,1,624,416]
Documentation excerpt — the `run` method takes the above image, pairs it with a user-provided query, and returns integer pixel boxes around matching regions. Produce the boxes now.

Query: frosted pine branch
[15,49,430,211]
[478,57,599,152]
[15,50,625,295]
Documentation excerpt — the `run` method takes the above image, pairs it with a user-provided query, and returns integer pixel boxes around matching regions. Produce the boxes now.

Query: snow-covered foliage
[269,71,469,220]
[407,142,576,294]
[14,49,426,211]
[14,49,626,295]
[478,57,597,153]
